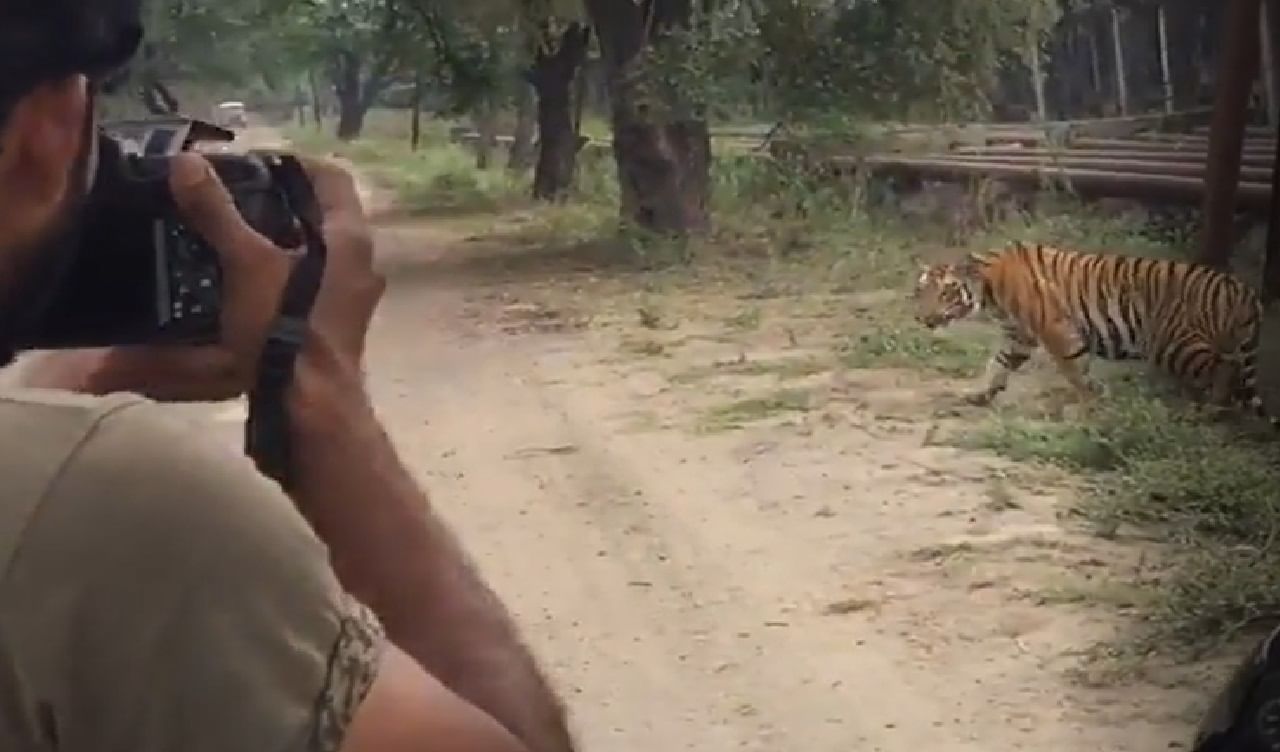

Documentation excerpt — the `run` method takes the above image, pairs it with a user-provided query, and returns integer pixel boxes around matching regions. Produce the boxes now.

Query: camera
[13,116,305,350]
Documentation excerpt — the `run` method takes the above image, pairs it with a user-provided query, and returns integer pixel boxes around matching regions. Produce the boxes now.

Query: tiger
[911,240,1275,425]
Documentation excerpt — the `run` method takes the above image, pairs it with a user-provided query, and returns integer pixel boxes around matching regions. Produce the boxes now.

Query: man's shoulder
[0,388,312,573]
[0,386,147,445]
[0,387,217,496]
[0,389,148,556]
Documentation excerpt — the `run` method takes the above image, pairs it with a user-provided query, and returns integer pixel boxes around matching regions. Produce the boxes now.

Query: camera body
[13,116,304,350]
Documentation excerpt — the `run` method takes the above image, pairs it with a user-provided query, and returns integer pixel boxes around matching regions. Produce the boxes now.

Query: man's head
[0,0,142,356]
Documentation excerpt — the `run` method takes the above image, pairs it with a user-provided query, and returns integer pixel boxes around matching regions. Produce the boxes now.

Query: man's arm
[288,361,577,752]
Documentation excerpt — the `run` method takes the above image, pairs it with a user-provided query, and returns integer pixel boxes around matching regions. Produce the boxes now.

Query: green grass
[957,380,1280,653]
[837,325,994,378]
[285,123,527,215]
[698,387,813,433]
[670,356,828,385]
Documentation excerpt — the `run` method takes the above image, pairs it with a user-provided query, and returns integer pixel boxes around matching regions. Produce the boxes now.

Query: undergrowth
[284,122,526,214]
[958,379,1280,654]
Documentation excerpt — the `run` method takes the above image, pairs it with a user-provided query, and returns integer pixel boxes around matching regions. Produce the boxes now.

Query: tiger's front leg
[1041,323,1103,403]
[966,330,1037,406]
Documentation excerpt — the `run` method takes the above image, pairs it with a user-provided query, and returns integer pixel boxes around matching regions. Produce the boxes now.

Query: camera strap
[244,153,328,489]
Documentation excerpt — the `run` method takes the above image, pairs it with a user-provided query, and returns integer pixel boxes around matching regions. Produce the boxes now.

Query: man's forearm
[287,374,576,752]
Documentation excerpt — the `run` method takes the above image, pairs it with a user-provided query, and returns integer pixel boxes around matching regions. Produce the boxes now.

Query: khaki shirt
[0,388,386,751]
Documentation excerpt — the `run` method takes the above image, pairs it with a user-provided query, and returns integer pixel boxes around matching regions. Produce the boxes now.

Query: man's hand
[15,152,384,402]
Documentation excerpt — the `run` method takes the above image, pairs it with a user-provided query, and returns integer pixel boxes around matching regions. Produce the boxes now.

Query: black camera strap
[244,153,328,489]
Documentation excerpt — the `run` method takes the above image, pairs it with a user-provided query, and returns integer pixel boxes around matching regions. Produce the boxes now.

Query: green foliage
[410,1,523,115]
[639,1,765,121]
[284,122,526,213]
[135,0,287,85]
[755,0,1063,121]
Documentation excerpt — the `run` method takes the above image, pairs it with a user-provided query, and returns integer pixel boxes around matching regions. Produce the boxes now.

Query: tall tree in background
[584,0,713,234]
[527,20,592,200]
[107,0,287,115]
[755,0,1065,122]
[296,0,416,140]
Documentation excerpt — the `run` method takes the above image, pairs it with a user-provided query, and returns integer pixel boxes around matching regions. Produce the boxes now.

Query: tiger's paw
[963,390,996,407]
[1069,379,1106,403]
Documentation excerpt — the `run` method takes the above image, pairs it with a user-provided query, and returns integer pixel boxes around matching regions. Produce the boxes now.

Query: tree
[754,0,1065,123]
[406,0,520,166]
[102,0,290,116]
[584,0,719,234]
[526,20,592,200]
[287,0,418,140]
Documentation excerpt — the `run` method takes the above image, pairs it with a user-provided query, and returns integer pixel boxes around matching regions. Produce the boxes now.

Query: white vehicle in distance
[213,100,248,129]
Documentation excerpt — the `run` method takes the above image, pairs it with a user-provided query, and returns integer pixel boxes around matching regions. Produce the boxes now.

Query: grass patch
[698,387,813,432]
[670,356,828,385]
[958,380,1280,654]
[837,325,993,378]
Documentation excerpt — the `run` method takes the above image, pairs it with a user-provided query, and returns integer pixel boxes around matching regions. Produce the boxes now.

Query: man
[0,2,577,751]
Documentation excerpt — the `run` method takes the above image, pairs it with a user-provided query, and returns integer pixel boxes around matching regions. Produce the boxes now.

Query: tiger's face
[912,264,977,329]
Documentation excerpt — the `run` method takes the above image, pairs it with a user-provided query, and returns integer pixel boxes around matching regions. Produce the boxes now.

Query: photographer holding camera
[0,2,577,751]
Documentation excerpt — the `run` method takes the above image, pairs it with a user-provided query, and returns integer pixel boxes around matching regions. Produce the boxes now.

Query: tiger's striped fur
[911,241,1274,424]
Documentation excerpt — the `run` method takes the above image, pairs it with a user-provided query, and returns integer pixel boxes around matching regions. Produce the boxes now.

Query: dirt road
[16,126,1210,749]
[362,215,1210,751]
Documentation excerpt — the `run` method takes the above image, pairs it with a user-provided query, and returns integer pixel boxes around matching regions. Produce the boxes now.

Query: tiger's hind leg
[1165,334,1274,428]
[966,326,1037,407]
[1229,346,1280,430]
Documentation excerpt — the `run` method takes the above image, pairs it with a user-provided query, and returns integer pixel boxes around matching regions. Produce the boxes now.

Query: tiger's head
[912,263,979,330]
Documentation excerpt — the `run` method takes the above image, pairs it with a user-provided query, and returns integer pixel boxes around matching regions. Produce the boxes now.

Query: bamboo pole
[1110,6,1129,115]
[1265,1,1280,126]
[1029,27,1048,122]
[1262,0,1280,300]
[1158,3,1175,114]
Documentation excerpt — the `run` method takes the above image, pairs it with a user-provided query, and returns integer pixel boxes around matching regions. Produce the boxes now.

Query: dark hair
[0,0,143,124]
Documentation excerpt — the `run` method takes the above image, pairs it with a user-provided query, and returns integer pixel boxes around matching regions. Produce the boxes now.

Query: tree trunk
[529,23,592,200]
[1158,4,1175,114]
[1263,1,1279,125]
[585,0,711,235]
[1028,28,1047,121]
[1087,22,1105,116]
[335,95,368,141]
[1110,6,1130,115]
[1198,0,1263,269]
[308,69,324,127]
[1262,0,1280,301]
[508,81,536,171]
[410,68,424,151]
[331,50,387,142]
[1167,0,1206,107]
[472,103,499,170]
[573,60,589,136]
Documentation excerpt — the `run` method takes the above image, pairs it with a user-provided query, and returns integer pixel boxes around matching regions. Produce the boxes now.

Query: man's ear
[0,75,89,207]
